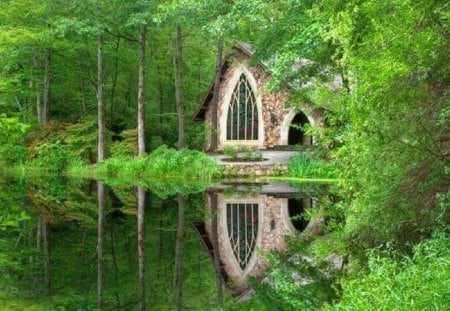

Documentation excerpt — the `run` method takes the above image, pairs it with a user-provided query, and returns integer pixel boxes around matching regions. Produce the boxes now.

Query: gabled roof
[192,41,256,121]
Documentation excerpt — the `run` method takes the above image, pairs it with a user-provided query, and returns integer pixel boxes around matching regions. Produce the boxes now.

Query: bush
[288,154,338,179]
[97,145,222,181]
[222,146,237,158]
[31,140,70,172]
[326,231,450,310]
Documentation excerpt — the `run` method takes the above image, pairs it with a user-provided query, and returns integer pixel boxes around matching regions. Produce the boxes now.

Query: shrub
[31,141,70,172]
[288,154,338,179]
[325,231,450,310]
[222,146,237,158]
[96,145,222,181]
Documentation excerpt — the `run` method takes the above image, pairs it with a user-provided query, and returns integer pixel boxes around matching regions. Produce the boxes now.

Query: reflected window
[226,74,259,140]
[226,203,258,271]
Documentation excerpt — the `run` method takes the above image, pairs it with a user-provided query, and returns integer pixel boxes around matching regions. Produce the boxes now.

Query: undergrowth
[288,153,338,179]
[68,145,223,182]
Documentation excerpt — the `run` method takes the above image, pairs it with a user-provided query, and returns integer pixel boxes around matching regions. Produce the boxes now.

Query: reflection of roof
[191,222,232,288]
[192,42,258,121]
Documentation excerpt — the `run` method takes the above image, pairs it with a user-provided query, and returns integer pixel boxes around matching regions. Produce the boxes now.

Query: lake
[0,173,327,310]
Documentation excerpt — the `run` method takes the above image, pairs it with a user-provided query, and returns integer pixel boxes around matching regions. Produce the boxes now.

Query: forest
[0,0,449,310]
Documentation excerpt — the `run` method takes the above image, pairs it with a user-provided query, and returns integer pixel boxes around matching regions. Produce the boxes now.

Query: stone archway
[280,110,314,146]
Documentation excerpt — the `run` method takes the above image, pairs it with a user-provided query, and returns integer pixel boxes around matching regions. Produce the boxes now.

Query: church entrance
[288,112,312,145]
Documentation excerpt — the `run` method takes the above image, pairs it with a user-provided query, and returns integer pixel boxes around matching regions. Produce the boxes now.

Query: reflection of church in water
[193,183,322,300]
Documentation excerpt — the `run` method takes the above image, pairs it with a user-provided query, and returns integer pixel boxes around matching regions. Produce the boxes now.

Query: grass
[68,145,223,183]
[325,230,450,310]
[288,154,338,179]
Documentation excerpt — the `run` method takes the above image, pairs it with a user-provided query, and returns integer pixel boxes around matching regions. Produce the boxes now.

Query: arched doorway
[288,198,311,232]
[288,112,313,146]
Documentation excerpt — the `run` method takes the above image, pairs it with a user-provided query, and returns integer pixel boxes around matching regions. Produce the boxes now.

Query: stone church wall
[204,192,295,292]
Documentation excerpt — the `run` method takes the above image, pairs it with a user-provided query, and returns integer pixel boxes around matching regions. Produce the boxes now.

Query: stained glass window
[226,74,259,140]
[226,203,259,271]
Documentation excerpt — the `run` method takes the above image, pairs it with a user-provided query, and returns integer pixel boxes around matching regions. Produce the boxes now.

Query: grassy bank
[67,145,223,182]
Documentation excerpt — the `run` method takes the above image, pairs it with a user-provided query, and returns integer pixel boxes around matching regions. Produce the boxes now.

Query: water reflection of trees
[0,175,218,309]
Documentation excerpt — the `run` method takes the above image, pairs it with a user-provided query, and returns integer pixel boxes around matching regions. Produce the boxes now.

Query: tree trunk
[42,218,51,295]
[174,25,185,150]
[173,194,185,310]
[43,48,52,125]
[210,192,223,304]
[158,65,164,125]
[110,38,121,128]
[210,40,223,151]
[97,23,106,162]
[97,181,105,310]
[32,51,43,127]
[79,79,87,114]
[110,215,121,306]
[137,24,147,157]
[137,186,146,310]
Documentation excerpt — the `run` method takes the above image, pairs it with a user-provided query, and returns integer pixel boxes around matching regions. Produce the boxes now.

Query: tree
[137,186,146,310]
[96,0,106,163]
[137,23,147,157]
[174,24,185,150]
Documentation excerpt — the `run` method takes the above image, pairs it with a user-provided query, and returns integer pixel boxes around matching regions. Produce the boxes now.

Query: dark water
[0,174,326,310]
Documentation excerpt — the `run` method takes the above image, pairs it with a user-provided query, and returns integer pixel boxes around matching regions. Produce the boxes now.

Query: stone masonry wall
[204,193,295,292]
[214,51,292,150]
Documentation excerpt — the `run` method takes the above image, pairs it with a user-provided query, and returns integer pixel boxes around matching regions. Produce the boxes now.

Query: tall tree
[173,194,185,310]
[42,218,51,294]
[137,186,146,310]
[43,48,52,124]
[174,24,185,150]
[97,0,106,163]
[209,39,223,151]
[137,24,147,157]
[97,181,105,310]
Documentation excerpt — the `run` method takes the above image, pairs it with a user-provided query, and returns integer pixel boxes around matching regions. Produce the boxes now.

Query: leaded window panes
[226,203,258,271]
[226,74,259,140]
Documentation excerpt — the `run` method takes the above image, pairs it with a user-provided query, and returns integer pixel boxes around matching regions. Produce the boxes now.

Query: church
[193,42,328,152]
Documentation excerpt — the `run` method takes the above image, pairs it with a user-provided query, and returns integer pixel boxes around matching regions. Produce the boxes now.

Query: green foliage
[326,230,450,310]
[31,140,69,172]
[110,129,138,158]
[0,174,219,310]
[0,114,29,165]
[27,119,111,170]
[249,252,339,311]
[289,154,338,179]
[222,146,237,158]
[88,145,223,182]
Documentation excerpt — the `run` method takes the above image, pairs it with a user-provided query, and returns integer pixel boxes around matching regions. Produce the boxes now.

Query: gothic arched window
[226,74,259,140]
[226,203,258,271]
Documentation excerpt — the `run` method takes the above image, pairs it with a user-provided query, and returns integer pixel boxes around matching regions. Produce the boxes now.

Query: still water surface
[0,174,324,310]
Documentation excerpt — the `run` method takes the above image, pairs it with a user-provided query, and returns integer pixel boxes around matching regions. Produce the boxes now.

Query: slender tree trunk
[137,24,147,157]
[110,217,121,306]
[110,38,121,128]
[158,76,164,125]
[137,186,146,310]
[210,192,223,304]
[42,218,51,295]
[97,0,106,163]
[174,25,185,150]
[80,79,88,114]
[97,181,105,310]
[43,48,52,124]
[210,40,223,151]
[173,194,185,310]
